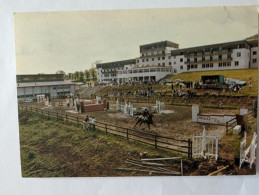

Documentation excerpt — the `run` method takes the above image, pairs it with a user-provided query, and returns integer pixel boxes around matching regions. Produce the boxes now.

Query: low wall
[84,104,104,112]
[197,113,236,125]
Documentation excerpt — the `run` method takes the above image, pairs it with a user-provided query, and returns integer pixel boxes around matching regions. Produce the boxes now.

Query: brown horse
[134,113,156,130]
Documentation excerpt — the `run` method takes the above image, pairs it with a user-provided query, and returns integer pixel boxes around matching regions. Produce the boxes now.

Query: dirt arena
[20,100,232,141]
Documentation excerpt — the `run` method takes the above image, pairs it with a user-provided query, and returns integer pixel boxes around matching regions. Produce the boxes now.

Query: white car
[23,98,33,103]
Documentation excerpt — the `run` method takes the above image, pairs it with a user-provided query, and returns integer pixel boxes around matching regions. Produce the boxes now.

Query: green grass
[170,69,258,96]
[19,110,183,177]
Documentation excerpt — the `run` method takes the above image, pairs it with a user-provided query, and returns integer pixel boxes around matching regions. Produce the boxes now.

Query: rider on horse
[143,109,149,119]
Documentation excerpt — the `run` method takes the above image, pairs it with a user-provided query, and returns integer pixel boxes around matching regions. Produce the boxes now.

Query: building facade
[17,74,75,101]
[96,35,258,84]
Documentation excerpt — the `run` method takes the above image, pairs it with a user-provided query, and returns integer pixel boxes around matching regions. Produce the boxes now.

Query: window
[206,64,209,68]
[168,56,171,59]
[180,66,183,70]
[253,58,257,63]
[227,62,231,66]
[162,57,165,60]
[187,65,190,70]
[169,62,172,65]
[210,57,213,61]
[210,63,213,67]
[223,62,226,66]
[142,59,144,62]
[158,57,160,60]
[235,61,239,66]
[162,63,165,66]
[237,52,241,57]
[144,69,149,72]
[152,58,154,61]
[146,59,149,62]
[137,60,139,63]
[174,62,176,64]
[162,50,165,54]
[253,51,257,55]
[202,64,205,68]
[157,68,161,72]
[158,63,161,66]
[202,57,205,61]
[219,54,222,59]
[142,54,144,57]
[218,62,222,67]
[180,58,183,62]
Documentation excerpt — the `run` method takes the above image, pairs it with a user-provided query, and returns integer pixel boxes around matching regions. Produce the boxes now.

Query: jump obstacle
[192,126,219,160]
[240,131,257,169]
[116,99,165,117]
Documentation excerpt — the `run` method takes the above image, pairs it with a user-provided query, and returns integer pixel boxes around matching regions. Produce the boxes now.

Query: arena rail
[226,117,237,134]
[19,105,192,158]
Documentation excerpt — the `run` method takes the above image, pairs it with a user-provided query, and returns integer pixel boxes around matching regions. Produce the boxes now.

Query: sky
[14,6,258,74]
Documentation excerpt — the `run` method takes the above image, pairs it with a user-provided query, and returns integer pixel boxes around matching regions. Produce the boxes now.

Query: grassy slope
[170,69,258,96]
[19,110,182,177]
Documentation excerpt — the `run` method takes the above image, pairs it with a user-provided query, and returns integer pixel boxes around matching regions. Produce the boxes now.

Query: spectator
[106,101,109,110]
[83,115,89,131]
[89,116,92,130]
[91,117,96,131]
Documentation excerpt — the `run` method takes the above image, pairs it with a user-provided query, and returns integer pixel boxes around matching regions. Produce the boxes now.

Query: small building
[17,74,75,101]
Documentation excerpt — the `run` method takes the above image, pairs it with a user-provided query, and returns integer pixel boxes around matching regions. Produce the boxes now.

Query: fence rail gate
[193,126,219,160]
[240,132,257,169]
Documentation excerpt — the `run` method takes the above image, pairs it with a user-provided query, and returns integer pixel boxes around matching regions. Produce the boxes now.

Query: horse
[134,113,156,130]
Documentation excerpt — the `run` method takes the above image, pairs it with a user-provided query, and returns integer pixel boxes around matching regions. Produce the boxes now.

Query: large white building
[96,35,258,84]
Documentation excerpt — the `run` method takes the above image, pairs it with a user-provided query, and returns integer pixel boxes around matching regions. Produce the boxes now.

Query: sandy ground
[20,100,230,141]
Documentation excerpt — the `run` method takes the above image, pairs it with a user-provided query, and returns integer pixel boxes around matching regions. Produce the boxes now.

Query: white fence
[193,126,219,160]
[240,132,257,169]
[116,99,164,116]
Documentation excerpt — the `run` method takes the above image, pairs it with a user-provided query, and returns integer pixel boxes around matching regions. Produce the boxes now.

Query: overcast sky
[14,6,258,74]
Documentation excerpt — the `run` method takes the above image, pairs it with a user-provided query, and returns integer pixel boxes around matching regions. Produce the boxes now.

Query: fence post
[226,122,228,134]
[155,136,157,149]
[215,131,219,161]
[105,124,107,134]
[66,115,68,122]
[126,129,129,140]
[188,139,192,159]
[202,126,206,158]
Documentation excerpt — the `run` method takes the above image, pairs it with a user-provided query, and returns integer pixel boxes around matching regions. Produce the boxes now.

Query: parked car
[23,98,33,103]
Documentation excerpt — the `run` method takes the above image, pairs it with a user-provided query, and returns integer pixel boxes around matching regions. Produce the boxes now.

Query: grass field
[19,110,183,177]
[170,69,258,96]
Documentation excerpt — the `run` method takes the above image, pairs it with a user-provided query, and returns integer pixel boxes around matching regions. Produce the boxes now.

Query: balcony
[184,57,232,64]
[140,53,166,58]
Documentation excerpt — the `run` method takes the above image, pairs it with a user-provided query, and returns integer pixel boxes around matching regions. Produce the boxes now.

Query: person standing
[83,115,89,131]
[91,117,96,131]
[89,116,92,130]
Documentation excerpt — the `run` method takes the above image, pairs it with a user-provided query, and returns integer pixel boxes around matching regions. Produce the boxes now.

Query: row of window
[141,50,165,57]
[219,62,231,67]
[118,68,171,74]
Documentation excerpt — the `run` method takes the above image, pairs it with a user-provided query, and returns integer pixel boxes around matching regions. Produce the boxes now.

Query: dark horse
[134,113,156,130]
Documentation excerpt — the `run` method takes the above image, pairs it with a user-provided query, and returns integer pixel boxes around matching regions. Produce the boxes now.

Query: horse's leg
[134,119,140,128]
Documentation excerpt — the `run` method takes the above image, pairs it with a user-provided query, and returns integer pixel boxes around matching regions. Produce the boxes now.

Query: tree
[90,68,97,81]
[84,70,91,81]
[74,71,79,81]
[79,71,84,82]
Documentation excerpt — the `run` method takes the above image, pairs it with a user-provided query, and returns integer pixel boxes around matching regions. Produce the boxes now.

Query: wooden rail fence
[19,105,192,158]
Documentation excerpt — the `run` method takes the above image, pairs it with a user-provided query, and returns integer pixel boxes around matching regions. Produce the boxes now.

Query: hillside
[170,69,258,96]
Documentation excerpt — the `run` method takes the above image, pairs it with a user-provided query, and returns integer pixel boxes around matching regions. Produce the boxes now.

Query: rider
[143,109,149,119]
